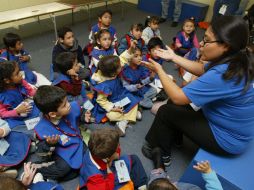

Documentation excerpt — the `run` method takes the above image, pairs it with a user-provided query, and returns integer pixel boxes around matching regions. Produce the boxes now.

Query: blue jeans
[139,87,157,109]
[130,155,148,188]
[161,0,182,22]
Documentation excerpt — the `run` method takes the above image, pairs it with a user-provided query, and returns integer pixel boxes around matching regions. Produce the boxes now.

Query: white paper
[115,160,131,183]
[219,4,227,15]
[60,134,69,145]
[83,100,94,111]
[24,117,40,130]
[0,139,10,156]
[183,72,193,82]
[114,97,131,108]
[20,71,25,79]
[190,103,201,111]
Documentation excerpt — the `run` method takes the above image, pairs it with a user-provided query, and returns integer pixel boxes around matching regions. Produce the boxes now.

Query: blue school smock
[122,64,151,97]
[0,85,40,129]
[183,63,254,154]
[30,182,64,190]
[175,31,196,56]
[34,101,84,169]
[79,150,133,190]
[52,73,87,105]
[0,49,37,84]
[92,77,140,123]
[90,46,116,74]
[0,131,31,166]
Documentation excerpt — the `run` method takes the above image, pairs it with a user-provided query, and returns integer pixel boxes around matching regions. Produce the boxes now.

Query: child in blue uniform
[91,55,141,136]
[118,23,147,55]
[0,61,40,138]
[79,127,147,190]
[90,29,118,75]
[84,9,117,56]
[0,119,31,178]
[173,18,199,57]
[121,45,157,109]
[34,85,87,181]
[0,33,50,87]
[142,16,162,45]
[52,52,93,123]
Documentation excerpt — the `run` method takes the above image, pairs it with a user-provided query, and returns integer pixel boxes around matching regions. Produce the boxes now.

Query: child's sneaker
[136,111,142,121]
[116,120,128,137]
[162,155,171,167]
[0,169,18,178]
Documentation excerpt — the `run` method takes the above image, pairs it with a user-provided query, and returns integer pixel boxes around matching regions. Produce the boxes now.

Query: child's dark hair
[145,16,160,27]
[97,55,120,77]
[57,26,72,39]
[149,178,178,190]
[147,37,164,51]
[98,9,112,18]
[3,33,21,48]
[130,23,144,31]
[0,176,26,190]
[88,127,120,159]
[0,61,18,92]
[94,29,111,48]
[34,85,67,114]
[55,52,77,75]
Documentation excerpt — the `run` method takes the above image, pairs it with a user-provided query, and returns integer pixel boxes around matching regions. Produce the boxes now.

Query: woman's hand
[142,58,163,74]
[155,45,177,61]
[22,162,37,186]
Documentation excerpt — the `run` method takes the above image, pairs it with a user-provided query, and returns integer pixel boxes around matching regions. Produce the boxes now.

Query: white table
[0,2,73,40]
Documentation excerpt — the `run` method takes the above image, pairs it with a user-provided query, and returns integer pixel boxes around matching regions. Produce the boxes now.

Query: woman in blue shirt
[141,16,254,166]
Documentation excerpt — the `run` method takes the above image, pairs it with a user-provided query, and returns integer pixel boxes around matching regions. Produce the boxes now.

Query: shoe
[162,155,171,167]
[171,21,178,27]
[136,111,142,121]
[33,172,44,183]
[0,169,18,178]
[116,120,128,137]
[159,17,167,23]
[141,142,153,159]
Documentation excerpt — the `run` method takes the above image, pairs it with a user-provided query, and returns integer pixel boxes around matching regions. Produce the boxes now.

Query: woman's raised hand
[141,58,163,74]
[155,45,176,61]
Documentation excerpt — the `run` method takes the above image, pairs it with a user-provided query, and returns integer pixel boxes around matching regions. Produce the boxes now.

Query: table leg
[50,13,58,42]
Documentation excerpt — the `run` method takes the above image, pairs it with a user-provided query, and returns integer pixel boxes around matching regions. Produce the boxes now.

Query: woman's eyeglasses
[201,36,222,46]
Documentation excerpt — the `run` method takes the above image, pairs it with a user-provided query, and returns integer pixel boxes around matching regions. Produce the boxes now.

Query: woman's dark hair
[98,9,112,18]
[55,52,77,75]
[0,61,17,92]
[57,26,72,39]
[148,178,178,190]
[206,16,254,92]
[3,33,21,48]
[94,29,111,48]
[145,16,160,27]
[34,85,67,114]
[88,127,119,159]
[130,23,144,31]
[97,55,120,77]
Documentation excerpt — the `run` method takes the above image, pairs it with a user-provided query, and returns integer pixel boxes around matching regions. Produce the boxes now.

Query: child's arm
[193,34,200,48]
[119,50,133,66]
[175,38,183,48]
[193,161,223,190]
[122,78,139,92]
[57,79,82,96]
[22,79,36,97]
[118,37,128,55]
[0,103,19,118]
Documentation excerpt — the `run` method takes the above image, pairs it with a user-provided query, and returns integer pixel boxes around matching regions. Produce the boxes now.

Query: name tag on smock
[25,117,40,130]
[83,100,94,111]
[0,139,10,156]
[115,160,131,183]
[114,97,131,108]
[219,4,227,15]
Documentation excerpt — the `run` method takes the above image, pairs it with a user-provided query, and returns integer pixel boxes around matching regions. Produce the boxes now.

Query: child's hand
[19,55,30,62]
[127,40,137,54]
[84,110,92,123]
[22,162,37,186]
[136,83,144,89]
[193,160,212,174]
[0,128,4,138]
[67,69,79,80]
[111,106,124,113]
[15,102,32,115]
[44,135,60,145]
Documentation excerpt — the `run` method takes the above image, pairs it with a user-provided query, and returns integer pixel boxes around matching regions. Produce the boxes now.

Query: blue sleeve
[182,66,236,107]
[118,37,128,55]
[202,171,223,190]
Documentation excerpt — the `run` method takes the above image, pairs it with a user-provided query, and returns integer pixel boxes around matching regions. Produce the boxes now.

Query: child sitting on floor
[0,61,40,138]
[91,55,141,136]
[0,33,50,87]
[52,26,88,81]
[79,127,147,190]
[142,16,162,45]
[34,85,87,181]
[121,44,157,109]
[118,23,147,55]
[90,29,118,75]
